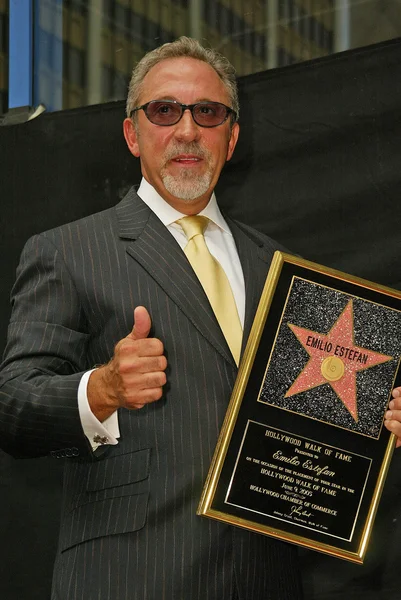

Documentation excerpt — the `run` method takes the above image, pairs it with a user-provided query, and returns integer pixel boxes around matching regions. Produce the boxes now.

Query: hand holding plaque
[385,388,401,446]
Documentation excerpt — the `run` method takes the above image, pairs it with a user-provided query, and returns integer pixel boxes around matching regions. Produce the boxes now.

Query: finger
[122,371,167,389]
[385,409,401,423]
[388,396,401,411]
[124,387,164,408]
[118,338,165,361]
[120,355,167,374]
[128,306,152,341]
[384,418,401,440]
[392,387,401,399]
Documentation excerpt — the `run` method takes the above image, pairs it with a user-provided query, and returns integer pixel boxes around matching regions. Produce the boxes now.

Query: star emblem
[285,300,393,421]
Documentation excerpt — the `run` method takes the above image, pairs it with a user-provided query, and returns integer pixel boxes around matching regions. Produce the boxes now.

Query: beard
[161,142,214,202]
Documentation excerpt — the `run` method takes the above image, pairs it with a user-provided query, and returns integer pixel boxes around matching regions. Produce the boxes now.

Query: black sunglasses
[129,100,237,128]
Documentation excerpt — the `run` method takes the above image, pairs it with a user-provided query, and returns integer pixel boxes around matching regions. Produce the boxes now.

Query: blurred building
[3,1,401,115]
[3,0,338,113]
[61,0,337,109]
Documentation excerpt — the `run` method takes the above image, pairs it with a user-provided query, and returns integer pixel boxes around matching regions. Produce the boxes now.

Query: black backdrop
[1,37,401,599]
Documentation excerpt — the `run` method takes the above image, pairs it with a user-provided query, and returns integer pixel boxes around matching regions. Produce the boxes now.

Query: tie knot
[177,215,209,241]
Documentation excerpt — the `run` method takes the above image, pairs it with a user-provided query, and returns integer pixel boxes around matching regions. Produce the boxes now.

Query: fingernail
[393,389,400,398]
[386,411,392,419]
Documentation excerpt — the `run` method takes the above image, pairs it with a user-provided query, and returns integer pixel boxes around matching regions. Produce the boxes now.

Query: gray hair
[126,36,239,121]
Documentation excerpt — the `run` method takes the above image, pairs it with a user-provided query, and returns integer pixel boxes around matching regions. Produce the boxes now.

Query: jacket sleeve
[0,233,94,459]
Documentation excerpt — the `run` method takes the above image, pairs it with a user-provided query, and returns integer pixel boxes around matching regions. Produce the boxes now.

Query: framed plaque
[198,252,401,563]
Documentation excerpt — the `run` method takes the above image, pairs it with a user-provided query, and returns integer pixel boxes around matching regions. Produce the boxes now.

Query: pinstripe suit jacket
[0,188,303,600]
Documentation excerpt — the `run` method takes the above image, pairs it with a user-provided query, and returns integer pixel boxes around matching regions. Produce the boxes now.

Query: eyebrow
[150,97,219,104]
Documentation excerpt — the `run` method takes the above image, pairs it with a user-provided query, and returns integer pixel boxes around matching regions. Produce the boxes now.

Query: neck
[161,194,211,215]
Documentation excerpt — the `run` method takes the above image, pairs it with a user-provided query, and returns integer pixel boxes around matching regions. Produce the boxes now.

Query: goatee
[161,143,213,202]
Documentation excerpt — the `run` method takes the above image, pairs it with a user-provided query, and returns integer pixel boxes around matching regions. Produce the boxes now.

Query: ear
[123,118,140,157]
[226,122,239,162]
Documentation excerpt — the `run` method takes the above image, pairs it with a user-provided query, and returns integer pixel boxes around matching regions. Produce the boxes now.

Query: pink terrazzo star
[285,300,393,421]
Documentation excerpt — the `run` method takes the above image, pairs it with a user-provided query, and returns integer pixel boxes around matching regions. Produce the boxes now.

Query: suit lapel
[116,188,234,365]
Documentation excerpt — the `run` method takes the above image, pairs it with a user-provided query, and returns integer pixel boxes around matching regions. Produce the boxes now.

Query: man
[0,36,400,600]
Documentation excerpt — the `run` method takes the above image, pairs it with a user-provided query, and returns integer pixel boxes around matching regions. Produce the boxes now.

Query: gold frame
[197,252,401,563]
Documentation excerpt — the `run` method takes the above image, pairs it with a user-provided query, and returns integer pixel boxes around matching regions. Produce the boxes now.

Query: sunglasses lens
[193,103,229,126]
[146,102,182,125]
[142,101,232,127]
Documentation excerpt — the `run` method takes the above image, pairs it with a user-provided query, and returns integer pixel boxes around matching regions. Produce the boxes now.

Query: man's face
[123,57,239,214]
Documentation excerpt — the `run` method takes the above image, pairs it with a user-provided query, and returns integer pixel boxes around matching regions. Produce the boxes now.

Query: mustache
[164,142,210,162]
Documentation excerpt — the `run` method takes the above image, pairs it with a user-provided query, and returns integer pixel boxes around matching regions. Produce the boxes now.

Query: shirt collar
[137,177,231,234]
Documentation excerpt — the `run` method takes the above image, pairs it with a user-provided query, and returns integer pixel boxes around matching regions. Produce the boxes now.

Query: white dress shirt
[78,178,245,449]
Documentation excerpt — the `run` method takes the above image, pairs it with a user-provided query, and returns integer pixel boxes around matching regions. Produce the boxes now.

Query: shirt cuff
[78,369,120,451]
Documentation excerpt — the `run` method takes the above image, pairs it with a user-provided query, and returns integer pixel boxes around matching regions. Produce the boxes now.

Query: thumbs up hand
[87,307,167,421]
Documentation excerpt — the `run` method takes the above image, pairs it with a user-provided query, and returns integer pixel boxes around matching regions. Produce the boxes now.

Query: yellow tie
[177,215,243,365]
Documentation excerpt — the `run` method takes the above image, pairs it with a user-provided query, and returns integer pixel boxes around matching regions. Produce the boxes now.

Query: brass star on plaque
[285,300,393,421]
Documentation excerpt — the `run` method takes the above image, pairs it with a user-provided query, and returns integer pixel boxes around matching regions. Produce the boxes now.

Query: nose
[173,108,201,142]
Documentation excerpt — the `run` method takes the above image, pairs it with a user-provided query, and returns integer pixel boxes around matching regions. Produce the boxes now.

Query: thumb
[129,306,152,340]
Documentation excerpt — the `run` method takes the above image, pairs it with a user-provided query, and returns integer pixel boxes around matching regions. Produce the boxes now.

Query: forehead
[139,57,230,104]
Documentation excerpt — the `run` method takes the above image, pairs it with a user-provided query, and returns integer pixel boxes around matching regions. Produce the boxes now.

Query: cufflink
[93,434,109,445]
